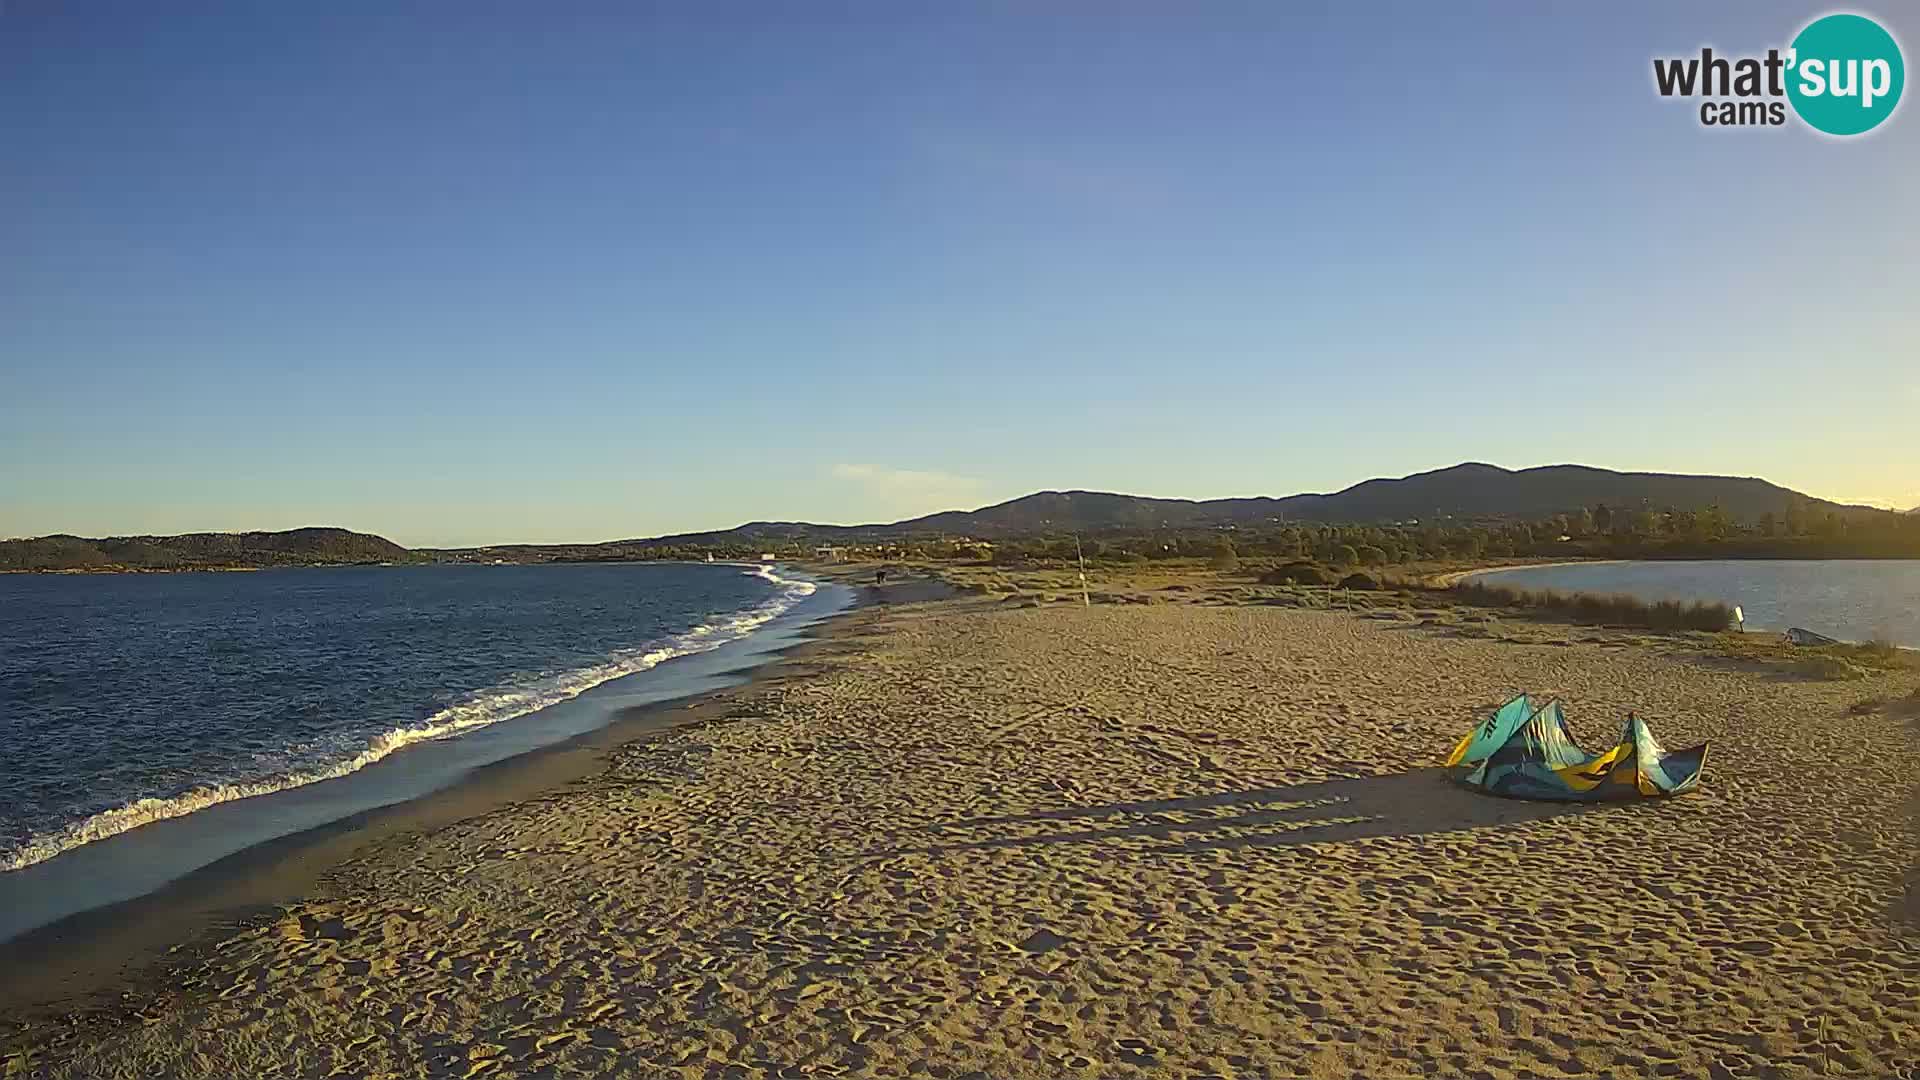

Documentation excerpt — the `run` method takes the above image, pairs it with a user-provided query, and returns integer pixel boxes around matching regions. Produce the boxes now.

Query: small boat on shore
[1784,627,1840,647]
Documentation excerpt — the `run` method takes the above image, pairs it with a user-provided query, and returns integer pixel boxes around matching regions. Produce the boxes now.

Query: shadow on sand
[881,769,1615,858]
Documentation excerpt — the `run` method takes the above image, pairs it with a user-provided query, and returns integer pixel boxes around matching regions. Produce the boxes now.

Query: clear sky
[3,3,1914,545]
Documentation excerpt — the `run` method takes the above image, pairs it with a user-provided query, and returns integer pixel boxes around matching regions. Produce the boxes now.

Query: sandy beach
[5,580,1918,1079]
[1423,562,1616,589]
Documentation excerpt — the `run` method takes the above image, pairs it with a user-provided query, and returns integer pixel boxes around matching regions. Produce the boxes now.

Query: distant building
[760,553,778,561]
[813,546,846,561]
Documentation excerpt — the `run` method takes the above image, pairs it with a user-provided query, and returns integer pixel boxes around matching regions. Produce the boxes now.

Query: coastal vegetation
[0,529,414,572]
[971,553,1918,648]
[1260,561,1339,586]
[1437,579,1735,632]
[9,462,1920,572]
[942,499,1920,569]
[1710,630,1919,681]
[13,502,1919,573]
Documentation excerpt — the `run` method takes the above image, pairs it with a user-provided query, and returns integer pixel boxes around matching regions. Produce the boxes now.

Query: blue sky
[3,2,1914,545]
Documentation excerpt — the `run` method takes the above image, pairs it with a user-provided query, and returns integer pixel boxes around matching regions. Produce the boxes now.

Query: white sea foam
[0,566,820,873]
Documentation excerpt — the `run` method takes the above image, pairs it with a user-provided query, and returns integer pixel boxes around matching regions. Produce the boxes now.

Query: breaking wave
[0,565,818,873]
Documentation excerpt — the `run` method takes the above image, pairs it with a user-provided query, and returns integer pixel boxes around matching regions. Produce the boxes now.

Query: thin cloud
[829,463,985,516]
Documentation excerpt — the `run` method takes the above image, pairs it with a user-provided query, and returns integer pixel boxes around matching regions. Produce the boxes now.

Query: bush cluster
[1447,580,1733,632]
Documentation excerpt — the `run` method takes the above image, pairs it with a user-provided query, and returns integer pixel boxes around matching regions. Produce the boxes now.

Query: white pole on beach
[1074,534,1090,607]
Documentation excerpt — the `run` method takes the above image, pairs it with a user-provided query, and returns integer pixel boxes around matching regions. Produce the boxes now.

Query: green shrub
[1209,538,1239,572]
[1261,561,1336,586]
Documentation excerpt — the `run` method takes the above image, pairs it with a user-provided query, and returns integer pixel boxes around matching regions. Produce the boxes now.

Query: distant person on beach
[875,567,888,587]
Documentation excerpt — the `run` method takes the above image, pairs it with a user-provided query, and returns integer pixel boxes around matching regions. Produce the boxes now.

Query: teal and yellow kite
[1446,695,1707,801]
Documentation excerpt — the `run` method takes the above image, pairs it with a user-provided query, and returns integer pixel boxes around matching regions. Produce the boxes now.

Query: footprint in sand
[1025,1018,1071,1037]
[1017,929,1070,955]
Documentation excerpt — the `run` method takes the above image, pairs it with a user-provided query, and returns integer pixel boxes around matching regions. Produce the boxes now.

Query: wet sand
[5,584,1918,1079]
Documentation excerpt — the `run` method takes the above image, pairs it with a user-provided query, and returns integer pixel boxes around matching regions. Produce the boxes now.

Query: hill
[625,462,1850,546]
[1260,462,1834,528]
[5,463,1873,570]
[0,528,411,572]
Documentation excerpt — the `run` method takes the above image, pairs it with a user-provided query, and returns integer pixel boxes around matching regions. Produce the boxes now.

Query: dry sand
[6,590,1919,1079]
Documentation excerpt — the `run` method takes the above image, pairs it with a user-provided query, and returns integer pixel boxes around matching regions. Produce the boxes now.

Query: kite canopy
[1446,695,1707,801]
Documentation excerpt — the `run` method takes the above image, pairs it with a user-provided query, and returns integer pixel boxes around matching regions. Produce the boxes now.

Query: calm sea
[1472,559,1920,647]
[0,563,832,884]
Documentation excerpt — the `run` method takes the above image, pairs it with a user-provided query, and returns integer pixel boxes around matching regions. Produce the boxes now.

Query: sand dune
[9,594,1919,1079]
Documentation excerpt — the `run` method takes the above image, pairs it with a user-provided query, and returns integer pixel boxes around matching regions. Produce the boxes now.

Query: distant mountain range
[621,462,1853,546]
[0,463,1866,571]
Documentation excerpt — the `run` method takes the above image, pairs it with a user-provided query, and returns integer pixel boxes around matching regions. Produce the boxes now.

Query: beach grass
[1437,579,1735,632]
[1711,631,1920,681]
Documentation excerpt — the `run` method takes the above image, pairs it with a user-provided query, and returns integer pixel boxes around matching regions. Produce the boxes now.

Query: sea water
[1471,559,1920,647]
[0,562,843,938]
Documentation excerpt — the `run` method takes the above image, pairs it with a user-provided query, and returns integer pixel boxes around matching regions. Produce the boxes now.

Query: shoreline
[0,624,858,1018]
[1424,558,1625,588]
[0,567,892,1020]
[1429,553,1920,590]
[0,562,834,890]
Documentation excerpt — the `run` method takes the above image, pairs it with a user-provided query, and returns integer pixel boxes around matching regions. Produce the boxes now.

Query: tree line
[875,498,1920,567]
[21,499,1908,572]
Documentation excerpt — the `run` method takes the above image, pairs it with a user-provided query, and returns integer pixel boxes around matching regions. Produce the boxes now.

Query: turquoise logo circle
[1787,13,1904,135]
